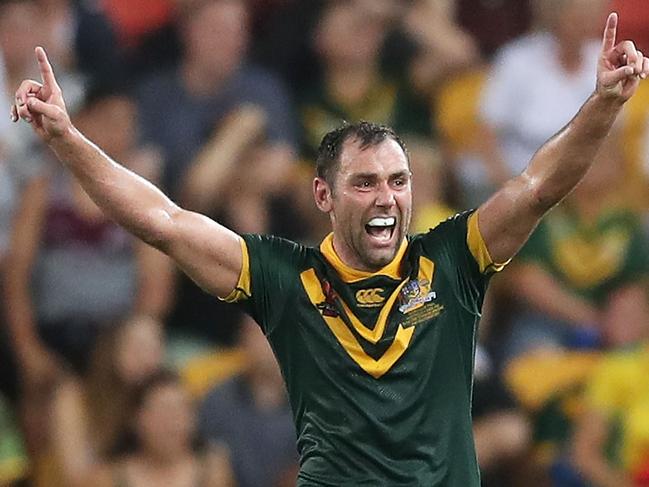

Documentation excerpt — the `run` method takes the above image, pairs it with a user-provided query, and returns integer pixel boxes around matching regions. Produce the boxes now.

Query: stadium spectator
[3,89,172,457]
[136,0,296,224]
[83,369,235,487]
[199,315,298,487]
[299,0,433,161]
[49,316,166,487]
[480,0,608,178]
[136,0,299,347]
[503,133,649,361]
[572,285,649,486]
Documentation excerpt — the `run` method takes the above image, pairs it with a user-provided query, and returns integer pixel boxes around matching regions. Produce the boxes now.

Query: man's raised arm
[12,47,242,298]
[476,13,649,263]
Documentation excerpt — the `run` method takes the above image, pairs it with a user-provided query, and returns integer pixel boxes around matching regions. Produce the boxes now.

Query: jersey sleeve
[418,210,508,316]
[220,234,305,335]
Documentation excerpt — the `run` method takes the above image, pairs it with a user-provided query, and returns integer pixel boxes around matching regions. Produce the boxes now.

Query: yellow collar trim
[319,233,408,283]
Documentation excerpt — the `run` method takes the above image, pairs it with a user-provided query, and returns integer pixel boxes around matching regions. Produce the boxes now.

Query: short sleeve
[223,234,306,334]
[418,210,507,316]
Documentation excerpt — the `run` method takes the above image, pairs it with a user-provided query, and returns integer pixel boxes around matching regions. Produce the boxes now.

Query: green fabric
[238,211,490,486]
[518,207,649,304]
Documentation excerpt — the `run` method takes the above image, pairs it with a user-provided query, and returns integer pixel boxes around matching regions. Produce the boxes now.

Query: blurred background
[2,0,649,485]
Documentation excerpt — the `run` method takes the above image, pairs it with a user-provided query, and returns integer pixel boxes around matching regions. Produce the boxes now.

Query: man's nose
[375,182,396,207]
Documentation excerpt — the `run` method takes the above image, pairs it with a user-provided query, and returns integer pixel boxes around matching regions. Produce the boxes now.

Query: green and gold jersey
[224,211,505,486]
[518,206,649,304]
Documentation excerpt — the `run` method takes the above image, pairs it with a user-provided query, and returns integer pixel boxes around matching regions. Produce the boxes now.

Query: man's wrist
[48,125,81,154]
[592,87,627,107]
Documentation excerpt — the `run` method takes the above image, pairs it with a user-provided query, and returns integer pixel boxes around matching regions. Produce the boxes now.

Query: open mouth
[365,216,396,242]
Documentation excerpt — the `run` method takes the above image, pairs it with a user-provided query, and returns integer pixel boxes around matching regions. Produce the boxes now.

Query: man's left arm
[477,13,649,263]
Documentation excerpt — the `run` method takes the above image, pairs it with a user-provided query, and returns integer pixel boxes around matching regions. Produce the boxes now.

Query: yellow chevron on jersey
[299,256,436,378]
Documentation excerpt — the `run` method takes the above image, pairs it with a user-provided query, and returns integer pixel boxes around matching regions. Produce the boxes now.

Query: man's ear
[313,177,333,213]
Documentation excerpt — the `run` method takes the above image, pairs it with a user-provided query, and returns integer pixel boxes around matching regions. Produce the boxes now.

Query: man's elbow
[522,173,561,217]
[137,206,181,252]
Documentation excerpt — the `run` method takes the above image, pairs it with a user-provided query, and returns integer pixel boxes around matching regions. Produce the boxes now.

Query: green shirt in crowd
[518,207,649,305]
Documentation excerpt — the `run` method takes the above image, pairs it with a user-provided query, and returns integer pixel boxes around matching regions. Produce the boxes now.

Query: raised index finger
[35,46,60,91]
[602,12,618,52]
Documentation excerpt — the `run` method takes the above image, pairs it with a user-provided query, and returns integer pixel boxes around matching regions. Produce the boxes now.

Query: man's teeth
[367,217,396,227]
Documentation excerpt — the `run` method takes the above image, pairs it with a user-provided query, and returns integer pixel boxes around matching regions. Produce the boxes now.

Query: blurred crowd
[2,0,649,486]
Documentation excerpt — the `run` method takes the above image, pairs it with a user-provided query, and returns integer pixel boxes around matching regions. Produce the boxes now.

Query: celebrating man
[11,12,648,486]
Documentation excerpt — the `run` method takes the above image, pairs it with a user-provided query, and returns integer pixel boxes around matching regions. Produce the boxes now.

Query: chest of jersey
[297,255,453,380]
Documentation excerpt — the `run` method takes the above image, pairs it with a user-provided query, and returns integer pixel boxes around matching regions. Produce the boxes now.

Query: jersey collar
[319,233,408,283]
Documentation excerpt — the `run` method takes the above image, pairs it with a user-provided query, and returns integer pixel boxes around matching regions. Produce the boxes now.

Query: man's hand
[11,46,71,142]
[597,12,649,101]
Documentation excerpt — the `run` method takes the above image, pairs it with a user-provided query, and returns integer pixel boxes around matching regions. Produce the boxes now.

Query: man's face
[319,138,412,271]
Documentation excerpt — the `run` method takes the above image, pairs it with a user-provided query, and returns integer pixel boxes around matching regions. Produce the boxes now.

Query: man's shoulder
[243,234,316,272]
[243,234,310,254]
[409,211,471,244]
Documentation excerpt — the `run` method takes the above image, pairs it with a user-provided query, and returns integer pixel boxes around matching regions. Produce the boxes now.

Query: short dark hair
[315,121,409,186]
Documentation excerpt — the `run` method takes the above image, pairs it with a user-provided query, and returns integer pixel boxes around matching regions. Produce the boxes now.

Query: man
[11,12,649,486]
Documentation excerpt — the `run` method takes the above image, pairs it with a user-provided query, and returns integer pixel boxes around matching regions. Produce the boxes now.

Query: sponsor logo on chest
[355,288,386,307]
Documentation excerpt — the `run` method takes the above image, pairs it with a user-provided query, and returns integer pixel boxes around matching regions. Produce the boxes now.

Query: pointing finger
[601,12,618,52]
[35,46,60,93]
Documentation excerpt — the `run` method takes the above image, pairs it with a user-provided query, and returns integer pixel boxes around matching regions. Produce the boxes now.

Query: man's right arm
[12,48,243,298]
[51,129,243,297]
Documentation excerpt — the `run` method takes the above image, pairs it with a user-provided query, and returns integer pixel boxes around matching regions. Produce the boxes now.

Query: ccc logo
[356,288,385,307]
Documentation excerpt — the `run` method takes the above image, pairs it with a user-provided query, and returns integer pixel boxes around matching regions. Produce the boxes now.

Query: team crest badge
[398,278,436,314]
